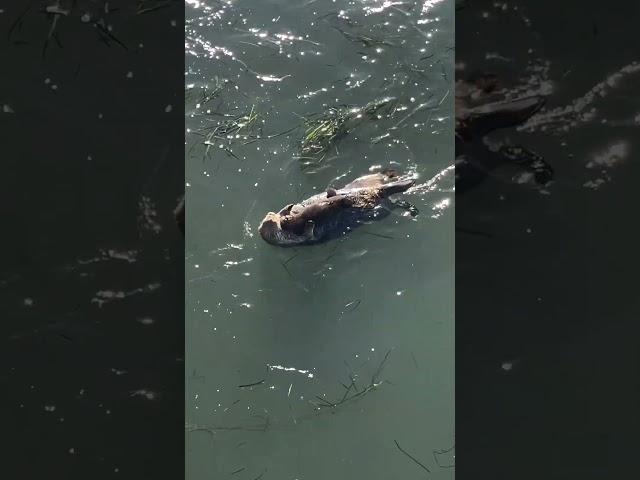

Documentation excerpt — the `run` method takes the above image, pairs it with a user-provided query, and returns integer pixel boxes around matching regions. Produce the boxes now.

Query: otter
[455,73,552,192]
[258,169,416,247]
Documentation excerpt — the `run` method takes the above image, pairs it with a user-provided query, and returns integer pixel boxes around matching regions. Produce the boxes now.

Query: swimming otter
[258,169,416,246]
[455,73,552,192]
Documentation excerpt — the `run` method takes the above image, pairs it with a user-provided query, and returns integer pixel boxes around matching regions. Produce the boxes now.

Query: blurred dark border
[456,0,640,478]
[1,2,184,478]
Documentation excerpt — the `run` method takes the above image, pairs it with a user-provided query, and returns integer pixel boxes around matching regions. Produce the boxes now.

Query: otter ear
[326,188,337,198]
[304,220,315,238]
[278,204,294,216]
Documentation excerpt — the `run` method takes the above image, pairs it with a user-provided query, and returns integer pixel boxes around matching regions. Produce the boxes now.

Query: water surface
[456,1,640,477]
[185,1,455,478]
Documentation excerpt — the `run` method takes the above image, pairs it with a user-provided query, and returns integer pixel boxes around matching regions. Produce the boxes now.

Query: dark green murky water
[456,1,640,477]
[185,0,455,478]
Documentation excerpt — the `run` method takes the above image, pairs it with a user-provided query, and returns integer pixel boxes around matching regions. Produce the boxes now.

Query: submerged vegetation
[185,78,265,160]
[198,106,262,160]
[298,96,400,164]
[8,0,181,57]
[185,88,406,165]
[331,26,399,49]
[185,79,226,110]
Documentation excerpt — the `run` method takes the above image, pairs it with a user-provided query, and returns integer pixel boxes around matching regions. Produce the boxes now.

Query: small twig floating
[138,0,174,15]
[343,299,361,313]
[238,379,265,388]
[311,349,391,411]
[185,416,270,434]
[252,470,267,480]
[8,2,34,43]
[372,349,392,383]
[394,440,431,473]
[433,444,455,468]
[361,231,394,240]
[456,227,493,239]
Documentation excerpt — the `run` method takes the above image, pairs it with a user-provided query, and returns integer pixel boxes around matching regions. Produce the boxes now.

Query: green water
[185,1,455,478]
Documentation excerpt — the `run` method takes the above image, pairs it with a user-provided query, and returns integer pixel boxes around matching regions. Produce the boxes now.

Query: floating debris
[433,444,455,468]
[185,78,227,109]
[394,439,431,473]
[238,379,265,389]
[298,97,399,163]
[197,106,262,160]
[333,26,398,48]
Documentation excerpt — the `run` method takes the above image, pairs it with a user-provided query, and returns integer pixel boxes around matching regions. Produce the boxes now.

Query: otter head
[258,210,313,247]
[258,212,282,245]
